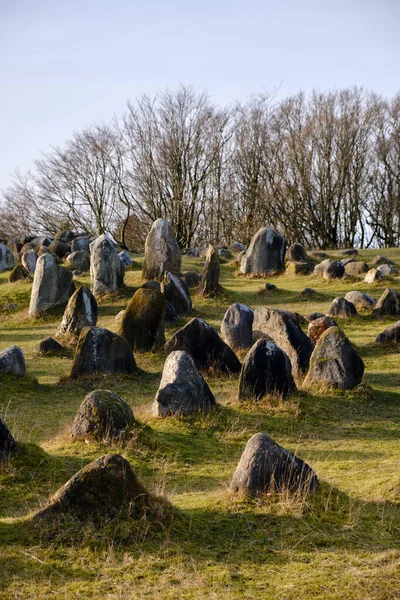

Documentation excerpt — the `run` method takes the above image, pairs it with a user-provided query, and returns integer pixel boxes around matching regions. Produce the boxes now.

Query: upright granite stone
[0,243,16,271]
[201,245,220,297]
[28,253,73,316]
[56,285,98,341]
[240,227,286,276]
[71,327,136,378]
[0,415,16,461]
[239,339,296,400]
[153,351,216,417]
[162,272,192,315]
[165,317,241,374]
[252,307,313,379]
[119,288,165,352]
[71,390,135,441]
[0,346,26,376]
[221,302,254,351]
[142,218,182,281]
[90,234,124,296]
[304,326,364,390]
[21,249,37,273]
[230,433,318,495]
[372,288,400,317]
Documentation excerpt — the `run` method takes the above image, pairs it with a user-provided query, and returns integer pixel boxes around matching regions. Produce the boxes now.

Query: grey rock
[344,261,369,277]
[142,218,181,281]
[53,230,76,244]
[371,255,395,266]
[372,288,400,317]
[328,297,358,318]
[71,390,135,441]
[377,264,397,276]
[66,251,90,272]
[306,312,326,322]
[21,249,37,273]
[221,302,254,351]
[71,237,90,252]
[301,287,317,298]
[118,251,133,267]
[344,291,376,311]
[364,268,383,283]
[0,415,16,461]
[8,265,30,283]
[240,227,286,276]
[49,240,70,259]
[286,243,309,262]
[182,271,202,288]
[71,327,136,378]
[0,243,16,271]
[0,346,26,376]
[375,321,400,345]
[201,245,220,297]
[56,285,98,340]
[37,336,66,356]
[285,261,314,275]
[231,242,245,252]
[342,249,358,256]
[162,272,192,315]
[28,253,74,317]
[90,234,124,296]
[308,316,337,345]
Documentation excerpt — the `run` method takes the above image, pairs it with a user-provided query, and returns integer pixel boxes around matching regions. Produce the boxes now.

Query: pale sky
[1,0,399,191]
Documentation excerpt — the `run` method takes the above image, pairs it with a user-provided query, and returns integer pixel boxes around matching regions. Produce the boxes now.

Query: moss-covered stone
[71,390,135,441]
[119,288,165,352]
[8,264,30,283]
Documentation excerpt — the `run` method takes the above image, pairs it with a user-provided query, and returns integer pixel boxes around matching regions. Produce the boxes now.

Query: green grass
[0,249,400,599]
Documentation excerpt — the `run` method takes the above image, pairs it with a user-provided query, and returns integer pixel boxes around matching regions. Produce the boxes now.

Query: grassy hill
[0,248,399,599]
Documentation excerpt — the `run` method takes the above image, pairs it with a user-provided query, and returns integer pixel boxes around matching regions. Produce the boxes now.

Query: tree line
[1,85,399,250]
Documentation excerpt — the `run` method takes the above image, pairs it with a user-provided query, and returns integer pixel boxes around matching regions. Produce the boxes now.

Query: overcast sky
[1,0,399,191]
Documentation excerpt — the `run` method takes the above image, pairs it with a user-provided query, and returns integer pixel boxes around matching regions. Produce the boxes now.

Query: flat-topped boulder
[285,261,314,275]
[71,327,136,378]
[28,253,74,317]
[344,261,369,277]
[221,302,254,351]
[240,227,286,276]
[71,390,135,441]
[56,285,98,341]
[142,218,182,281]
[90,234,124,296]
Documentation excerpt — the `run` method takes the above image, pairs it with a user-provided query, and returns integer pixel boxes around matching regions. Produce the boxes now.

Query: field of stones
[0,222,399,600]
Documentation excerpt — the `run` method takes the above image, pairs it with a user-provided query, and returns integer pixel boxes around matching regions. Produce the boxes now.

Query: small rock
[285,261,314,275]
[118,251,133,267]
[37,337,66,356]
[0,346,26,376]
[300,287,317,298]
[0,415,16,461]
[286,243,309,262]
[377,264,397,276]
[344,261,368,277]
[371,255,395,266]
[8,265,30,283]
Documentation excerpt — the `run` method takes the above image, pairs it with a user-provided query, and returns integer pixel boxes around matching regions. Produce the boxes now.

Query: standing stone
[56,285,98,341]
[71,390,135,441]
[364,268,383,283]
[304,326,364,390]
[252,307,313,379]
[201,245,220,297]
[240,227,286,276]
[21,249,37,273]
[239,339,296,400]
[308,316,337,345]
[153,351,216,417]
[230,433,318,496]
[0,243,16,271]
[71,327,136,378]
[372,288,400,317]
[221,303,254,351]
[142,218,182,281]
[90,234,124,296]
[162,272,192,315]
[0,346,26,376]
[328,297,358,318]
[375,321,400,345]
[165,317,241,374]
[344,291,376,311]
[71,237,90,252]
[0,415,16,461]
[28,253,74,317]
[66,251,90,272]
[119,288,165,352]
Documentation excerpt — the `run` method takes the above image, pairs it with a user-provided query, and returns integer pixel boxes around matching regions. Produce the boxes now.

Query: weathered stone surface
[304,326,364,390]
[0,415,16,461]
[344,261,369,277]
[328,297,358,318]
[71,327,136,378]
[141,280,161,291]
[0,346,26,376]
[142,218,181,281]
[364,268,383,283]
[8,264,30,283]
[90,234,124,295]
[165,317,241,374]
[239,339,296,400]
[6,237,22,258]
[377,264,397,276]
[118,251,133,267]
[286,243,309,262]
[308,316,337,345]
[230,433,318,495]
[56,285,98,340]
[285,261,314,275]
[0,243,16,271]
[240,227,286,276]
[28,253,74,316]
[252,308,313,379]
[320,260,345,280]
[71,237,90,252]
[49,240,70,259]
[371,255,395,266]
[66,251,90,272]
[165,300,179,324]
[162,272,192,316]
[263,282,278,293]
[153,351,216,417]
[71,390,135,441]
[119,288,165,352]
[201,245,220,297]
[372,288,400,317]
[344,291,376,311]
[34,454,148,520]
[37,246,59,261]
[37,336,66,356]
[21,249,37,273]
[221,302,254,351]
[182,271,201,288]
[375,321,400,345]
[301,287,318,298]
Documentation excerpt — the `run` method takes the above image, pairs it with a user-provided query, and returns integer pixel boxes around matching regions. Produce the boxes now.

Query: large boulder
[119,288,165,352]
[0,243,16,271]
[240,227,286,276]
[0,346,26,376]
[304,326,364,390]
[0,415,16,461]
[328,297,358,318]
[90,234,124,296]
[230,433,318,496]
[8,264,30,283]
[165,317,241,374]
[162,272,192,316]
[252,307,313,379]
[372,288,400,317]
[71,327,136,378]
[153,351,216,417]
[71,390,135,441]
[66,250,90,272]
[344,261,369,277]
[375,321,400,345]
[28,253,74,317]
[221,302,254,351]
[142,218,182,281]
[56,285,98,341]
[344,291,376,311]
[308,316,337,345]
[364,268,383,284]
[239,339,296,400]
[201,245,220,297]
[34,454,149,520]
[21,249,37,273]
